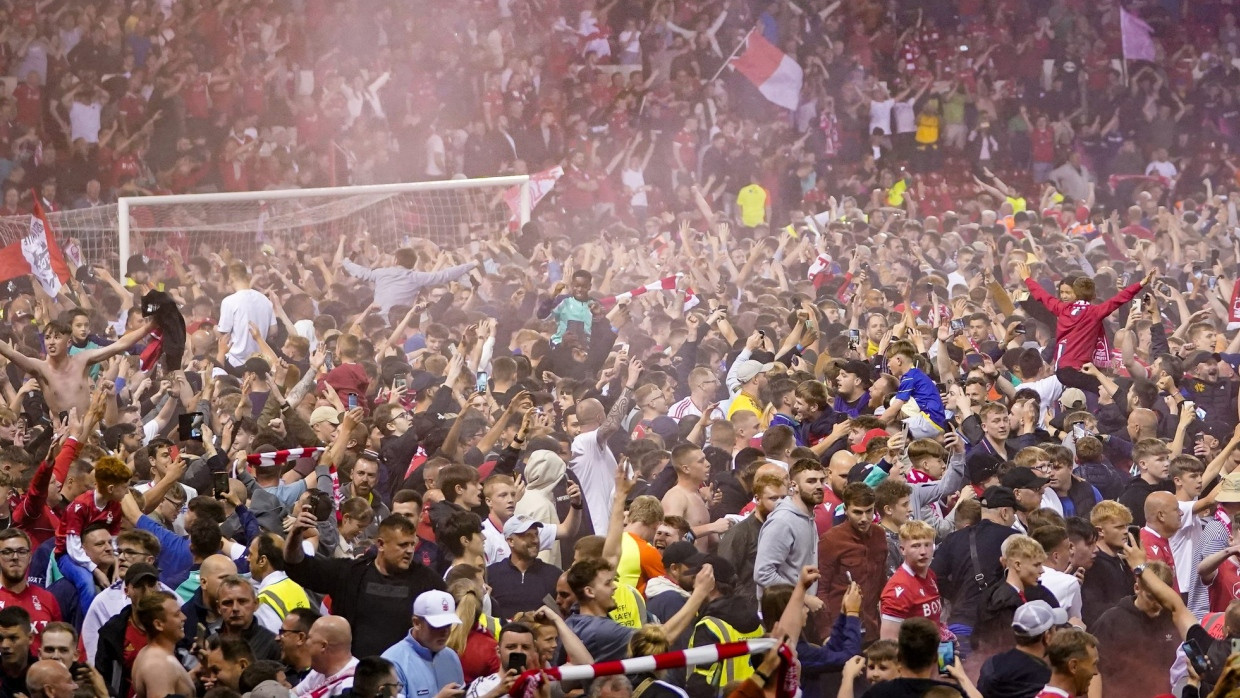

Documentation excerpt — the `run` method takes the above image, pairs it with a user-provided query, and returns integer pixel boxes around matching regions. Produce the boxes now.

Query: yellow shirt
[887,179,908,207]
[736,184,769,227]
[727,392,762,419]
[915,113,939,144]
[1005,196,1027,213]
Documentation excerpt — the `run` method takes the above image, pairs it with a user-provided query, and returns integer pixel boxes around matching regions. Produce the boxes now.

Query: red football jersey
[880,563,942,625]
[54,491,121,555]
[1140,527,1178,591]
[0,584,61,652]
[1208,557,1240,613]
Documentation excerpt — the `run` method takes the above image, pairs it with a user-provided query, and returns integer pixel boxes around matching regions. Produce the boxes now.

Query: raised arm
[0,341,42,375]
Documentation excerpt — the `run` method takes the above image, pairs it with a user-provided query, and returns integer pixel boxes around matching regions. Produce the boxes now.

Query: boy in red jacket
[53,456,130,612]
[1016,261,1155,391]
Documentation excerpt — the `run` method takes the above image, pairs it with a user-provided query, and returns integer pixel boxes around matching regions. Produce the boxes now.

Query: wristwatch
[1132,563,1147,577]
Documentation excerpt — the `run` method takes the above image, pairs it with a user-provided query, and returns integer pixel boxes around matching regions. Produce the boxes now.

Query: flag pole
[706,27,755,86]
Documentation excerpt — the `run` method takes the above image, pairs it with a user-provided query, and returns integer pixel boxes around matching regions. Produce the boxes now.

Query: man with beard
[480,474,580,567]
[0,529,60,650]
[754,459,824,603]
[1035,628,1100,698]
[818,483,888,639]
[718,471,787,601]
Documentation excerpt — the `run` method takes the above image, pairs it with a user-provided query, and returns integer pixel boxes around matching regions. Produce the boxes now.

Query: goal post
[115,175,532,275]
[0,175,532,276]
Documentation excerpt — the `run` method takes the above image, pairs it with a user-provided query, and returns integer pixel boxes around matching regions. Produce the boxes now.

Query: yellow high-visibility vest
[690,616,764,689]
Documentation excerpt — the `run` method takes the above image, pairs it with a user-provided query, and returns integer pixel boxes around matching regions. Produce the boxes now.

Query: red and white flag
[730,31,803,111]
[599,274,698,311]
[0,197,71,296]
[503,166,564,228]
[1121,8,1156,62]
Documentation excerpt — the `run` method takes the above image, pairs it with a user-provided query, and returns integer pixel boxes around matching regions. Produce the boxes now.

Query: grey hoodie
[753,496,818,597]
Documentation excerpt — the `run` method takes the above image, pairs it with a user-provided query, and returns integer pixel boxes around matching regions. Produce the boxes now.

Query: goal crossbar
[117,175,532,275]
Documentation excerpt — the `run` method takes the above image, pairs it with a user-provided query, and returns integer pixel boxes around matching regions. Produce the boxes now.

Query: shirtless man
[660,444,732,552]
[0,319,150,417]
[131,591,195,698]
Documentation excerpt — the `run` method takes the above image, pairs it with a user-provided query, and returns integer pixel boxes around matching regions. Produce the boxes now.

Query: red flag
[730,32,803,110]
[0,197,71,296]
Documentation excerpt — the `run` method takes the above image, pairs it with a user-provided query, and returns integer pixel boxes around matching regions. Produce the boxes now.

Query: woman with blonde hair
[625,627,683,698]
[445,577,499,684]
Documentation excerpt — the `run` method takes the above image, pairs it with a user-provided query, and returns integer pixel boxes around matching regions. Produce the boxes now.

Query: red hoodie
[12,438,80,546]
[1024,277,1144,370]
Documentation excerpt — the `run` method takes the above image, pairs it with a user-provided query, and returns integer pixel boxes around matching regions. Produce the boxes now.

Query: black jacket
[96,606,137,698]
[1093,596,1181,697]
[972,581,1059,651]
[286,550,446,657]
[1081,549,1133,626]
[931,520,1015,627]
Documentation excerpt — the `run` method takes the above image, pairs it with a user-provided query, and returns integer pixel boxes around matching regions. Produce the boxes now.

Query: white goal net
[0,176,531,274]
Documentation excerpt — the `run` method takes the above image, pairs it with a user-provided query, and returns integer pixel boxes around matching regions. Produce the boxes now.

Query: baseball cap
[125,254,149,274]
[309,406,341,426]
[1001,468,1050,490]
[408,370,442,393]
[1216,472,1240,503]
[966,453,1004,485]
[1012,600,1068,637]
[124,562,160,586]
[246,680,293,698]
[413,590,462,628]
[1059,388,1087,410]
[850,428,889,454]
[703,554,735,587]
[502,514,544,537]
[839,360,872,382]
[242,357,271,377]
[1186,351,1222,371]
[734,360,776,385]
[980,486,1019,509]
[662,541,707,568]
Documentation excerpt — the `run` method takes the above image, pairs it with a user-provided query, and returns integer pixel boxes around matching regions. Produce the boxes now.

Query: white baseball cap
[413,590,461,628]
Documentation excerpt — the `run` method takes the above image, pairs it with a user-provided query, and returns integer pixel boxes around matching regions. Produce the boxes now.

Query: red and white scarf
[598,274,699,311]
[510,639,786,698]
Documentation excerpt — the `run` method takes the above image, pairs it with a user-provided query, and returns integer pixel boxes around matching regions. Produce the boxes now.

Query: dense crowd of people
[0,1,1239,698]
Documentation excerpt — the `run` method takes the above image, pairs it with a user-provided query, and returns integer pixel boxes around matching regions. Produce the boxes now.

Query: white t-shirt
[869,98,895,135]
[69,100,102,143]
[481,517,557,566]
[425,133,446,176]
[1171,499,1202,595]
[1040,567,1082,620]
[621,168,647,207]
[218,288,276,367]
[571,430,618,536]
[892,99,916,134]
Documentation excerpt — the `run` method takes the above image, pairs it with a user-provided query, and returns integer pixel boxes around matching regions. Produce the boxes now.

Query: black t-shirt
[861,678,963,698]
[977,649,1051,698]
